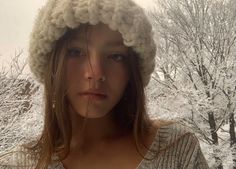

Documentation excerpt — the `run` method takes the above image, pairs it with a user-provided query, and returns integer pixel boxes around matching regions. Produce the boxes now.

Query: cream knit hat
[29,0,156,86]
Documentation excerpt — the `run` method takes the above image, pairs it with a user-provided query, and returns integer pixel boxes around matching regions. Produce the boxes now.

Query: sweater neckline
[55,125,171,169]
[135,128,160,169]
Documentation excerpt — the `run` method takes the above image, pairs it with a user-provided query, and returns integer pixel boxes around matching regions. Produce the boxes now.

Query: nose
[84,51,106,82]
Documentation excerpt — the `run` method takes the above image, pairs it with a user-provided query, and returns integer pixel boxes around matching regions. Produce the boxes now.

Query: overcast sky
[0,0,155,66]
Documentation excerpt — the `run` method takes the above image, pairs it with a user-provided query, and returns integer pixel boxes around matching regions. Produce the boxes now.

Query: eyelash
[67,48,83,57]
[66,48,127,62]
[108,54,127,62]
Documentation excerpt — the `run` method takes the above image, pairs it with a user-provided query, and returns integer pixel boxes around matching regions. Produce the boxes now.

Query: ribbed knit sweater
[0,123,209,169]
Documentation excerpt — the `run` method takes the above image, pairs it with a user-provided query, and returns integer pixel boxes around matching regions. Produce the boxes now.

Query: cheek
[113,64,129,82]
[66,59,83,84]
[108,65,130,92]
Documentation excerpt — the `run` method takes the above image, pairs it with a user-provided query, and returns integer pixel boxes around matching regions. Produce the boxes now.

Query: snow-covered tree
[0,51,42,153]
[148,0,236,168]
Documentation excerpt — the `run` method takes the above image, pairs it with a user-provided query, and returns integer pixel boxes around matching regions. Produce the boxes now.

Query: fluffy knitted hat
[29,0,156,86]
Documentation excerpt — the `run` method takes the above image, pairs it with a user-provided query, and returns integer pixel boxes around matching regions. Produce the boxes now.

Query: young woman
[1,0,209,168]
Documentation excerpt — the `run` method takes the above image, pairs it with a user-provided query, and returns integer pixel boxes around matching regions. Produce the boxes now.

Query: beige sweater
[0,123,209,169]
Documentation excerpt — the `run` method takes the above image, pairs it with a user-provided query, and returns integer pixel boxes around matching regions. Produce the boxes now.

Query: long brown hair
[27,24,156,169]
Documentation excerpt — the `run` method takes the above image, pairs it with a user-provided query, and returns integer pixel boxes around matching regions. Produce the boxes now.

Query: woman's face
[65,23,130,118]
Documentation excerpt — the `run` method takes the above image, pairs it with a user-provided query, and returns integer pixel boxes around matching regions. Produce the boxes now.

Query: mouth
[79,92,107,100]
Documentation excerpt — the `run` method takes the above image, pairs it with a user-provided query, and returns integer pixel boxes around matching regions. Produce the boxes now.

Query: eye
[67,48,84,57]
[108,53,127,62]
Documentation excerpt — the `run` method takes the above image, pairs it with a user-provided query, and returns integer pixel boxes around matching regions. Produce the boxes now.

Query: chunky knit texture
[28,0,156,86]
[0,123,209,169]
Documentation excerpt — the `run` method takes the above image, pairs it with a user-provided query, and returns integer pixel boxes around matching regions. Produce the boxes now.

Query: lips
[81,93,107,97]
[78,90,107,100]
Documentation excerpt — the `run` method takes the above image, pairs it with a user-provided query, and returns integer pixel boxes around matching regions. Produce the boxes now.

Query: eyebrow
[105,40,125,47]
[70,38,126,48]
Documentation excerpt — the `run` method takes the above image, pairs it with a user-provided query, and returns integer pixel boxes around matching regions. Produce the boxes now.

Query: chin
[70,102,114,119]
[76,110,111,119]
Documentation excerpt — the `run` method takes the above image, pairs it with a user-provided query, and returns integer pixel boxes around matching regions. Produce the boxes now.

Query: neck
[68,106,126,150]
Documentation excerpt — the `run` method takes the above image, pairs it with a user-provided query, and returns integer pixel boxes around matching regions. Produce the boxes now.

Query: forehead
[68,23,126,47]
